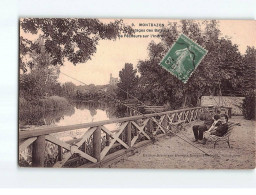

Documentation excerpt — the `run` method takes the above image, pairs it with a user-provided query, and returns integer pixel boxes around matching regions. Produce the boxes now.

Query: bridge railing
[19,107,205,167]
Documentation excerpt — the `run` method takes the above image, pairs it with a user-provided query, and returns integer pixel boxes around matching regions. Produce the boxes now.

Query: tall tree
[241,46,256,95]
[61,82,77,98]
[117,63,139,100]
[19,36,61,100]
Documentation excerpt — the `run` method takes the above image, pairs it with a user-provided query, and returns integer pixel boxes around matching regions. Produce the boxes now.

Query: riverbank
[19,96,71,112]
[110,116,255,169]
[19,96,73,127]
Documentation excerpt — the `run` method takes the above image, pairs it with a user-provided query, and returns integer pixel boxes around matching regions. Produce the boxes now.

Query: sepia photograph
[18,18,256,169]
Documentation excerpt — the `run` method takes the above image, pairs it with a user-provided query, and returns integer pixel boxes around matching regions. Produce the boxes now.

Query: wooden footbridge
[19,107,209,167]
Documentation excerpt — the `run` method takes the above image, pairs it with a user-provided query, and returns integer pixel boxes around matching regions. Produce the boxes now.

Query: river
[19,101,130,141]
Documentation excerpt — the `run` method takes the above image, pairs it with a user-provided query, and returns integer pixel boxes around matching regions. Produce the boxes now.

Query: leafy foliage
[241,46,256,95]
[19,37,61,100]
[20,18,134,72]
[117,63,139,100]
[242,93,256,120]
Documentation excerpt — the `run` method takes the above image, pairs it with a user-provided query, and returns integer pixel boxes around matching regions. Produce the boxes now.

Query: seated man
[192,113,221,144]
[207,114,229,137]
[203,115,222,139]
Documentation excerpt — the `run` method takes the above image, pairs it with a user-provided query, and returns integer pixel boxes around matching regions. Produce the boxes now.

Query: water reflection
[19,101,129,128]
[19,106,75,127]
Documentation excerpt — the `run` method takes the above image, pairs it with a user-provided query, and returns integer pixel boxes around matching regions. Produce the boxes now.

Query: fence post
[106,133,110,146]
[187,110,191,122]
[134,123,138,136]
[83,142,87,153]
[228,107,232,118]
[149,118,154,134]
[126,121,132,147]
[195,109,198,120]
[162,115,168,133]
[58,146,63,161]
[32,135,45,167]
[93,126,101,162]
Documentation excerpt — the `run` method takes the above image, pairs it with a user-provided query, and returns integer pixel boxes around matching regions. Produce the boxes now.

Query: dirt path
[110,116,255,169]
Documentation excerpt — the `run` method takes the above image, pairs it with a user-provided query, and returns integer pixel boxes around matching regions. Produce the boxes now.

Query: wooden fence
[19,107,206,168]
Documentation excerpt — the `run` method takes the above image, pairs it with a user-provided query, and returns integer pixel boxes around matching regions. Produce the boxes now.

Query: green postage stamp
[160,34,208,83]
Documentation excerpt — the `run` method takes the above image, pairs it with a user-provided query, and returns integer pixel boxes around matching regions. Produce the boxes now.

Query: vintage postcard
[19,18,256,169]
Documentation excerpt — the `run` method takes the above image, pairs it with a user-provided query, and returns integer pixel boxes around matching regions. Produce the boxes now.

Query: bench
[207,122,240,148]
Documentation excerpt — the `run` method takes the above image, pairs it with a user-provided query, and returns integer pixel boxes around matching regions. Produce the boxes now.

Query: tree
[117,63,139,100]
[19,37,61,100]
[61,82,77,98]
[240,46,256,120]
[20,18,134,72]
[137,42,175,106]
[241,46,256,94]
[242,94,256,120]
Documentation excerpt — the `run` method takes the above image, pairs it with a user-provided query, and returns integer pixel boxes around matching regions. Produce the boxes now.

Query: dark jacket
[212,123,229,137]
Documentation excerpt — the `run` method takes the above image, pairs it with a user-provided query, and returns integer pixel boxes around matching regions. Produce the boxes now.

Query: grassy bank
[20,96,71,111]
[19,96,73,126]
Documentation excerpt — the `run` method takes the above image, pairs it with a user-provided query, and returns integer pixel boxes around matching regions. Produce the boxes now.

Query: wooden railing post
[149,118,154,134]
[93,126,101,162]
[197,108,200,120]
[32,135,45,167]
[58,146,63,161]
[126,121,132,147]
[162,115,168,133]
[134,124,138,136]
[83,142,87,153]
[106,133,110,146]
[187,110,190,122]
[194,109,197,120]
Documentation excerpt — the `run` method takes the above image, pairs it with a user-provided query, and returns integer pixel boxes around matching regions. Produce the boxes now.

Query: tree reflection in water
[19,106,75,127]
[19,101,133,128]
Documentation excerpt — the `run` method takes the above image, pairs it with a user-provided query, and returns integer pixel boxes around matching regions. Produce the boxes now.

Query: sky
[20,19,256,86]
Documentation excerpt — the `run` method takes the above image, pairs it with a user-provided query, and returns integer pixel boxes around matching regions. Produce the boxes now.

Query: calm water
[19,101,130,141]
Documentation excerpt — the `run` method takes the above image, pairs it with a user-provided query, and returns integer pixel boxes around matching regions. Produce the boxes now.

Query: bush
[20,96,71,112]
[39,96,70,110]
[19,96,73,126]
[242,93,256,120]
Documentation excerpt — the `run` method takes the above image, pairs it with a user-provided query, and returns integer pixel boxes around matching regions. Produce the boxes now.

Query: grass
[19,96,73,126]
[19,96,71,112]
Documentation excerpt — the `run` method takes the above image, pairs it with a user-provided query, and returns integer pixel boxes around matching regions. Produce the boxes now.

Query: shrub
[242,93,256,120]
[37,96,70,111]
[19,96,74,127]
[20,96,70,111]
